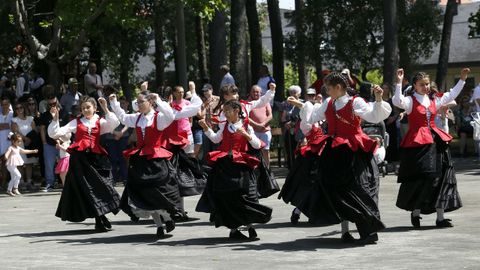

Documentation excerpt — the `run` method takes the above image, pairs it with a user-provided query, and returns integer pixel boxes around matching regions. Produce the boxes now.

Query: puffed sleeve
[246,125,261,149]
[48,119,76,139]
[155,99,175,130]
[353,98,392,123]
[204,123,225,144]
[99,112,120,135]
[304,98,329,125]
[174,94,202,119]
[299,101,314,135]
[392,83,413,113]
[247,90,273,113]
[110,97,140,128]
[438,79,465,107]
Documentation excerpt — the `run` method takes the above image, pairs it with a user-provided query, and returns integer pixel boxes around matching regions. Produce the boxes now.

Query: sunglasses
[15,107,24,110]
[28,103,36,106]
[48,102,57,107]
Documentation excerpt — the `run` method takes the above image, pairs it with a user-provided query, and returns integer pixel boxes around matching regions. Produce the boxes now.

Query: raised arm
[154,98,175,130]
[98,97,120,134]
[47,107,76,139]
[109,95,140,128]
[438,68,470,106]
[249,83,276,111]
[199,119,224,144]
[299,101,314,135]
[174,94,202,119]
[392,68,412,113]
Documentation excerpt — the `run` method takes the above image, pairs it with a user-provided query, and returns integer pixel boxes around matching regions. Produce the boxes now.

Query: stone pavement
[0,158,479,270]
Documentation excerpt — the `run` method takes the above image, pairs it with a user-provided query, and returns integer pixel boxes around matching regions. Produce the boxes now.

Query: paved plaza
[1,159,479,270]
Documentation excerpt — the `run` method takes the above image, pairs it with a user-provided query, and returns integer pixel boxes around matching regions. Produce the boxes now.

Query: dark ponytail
[223,99,245,119]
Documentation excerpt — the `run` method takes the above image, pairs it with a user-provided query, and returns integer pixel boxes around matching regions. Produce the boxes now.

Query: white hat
[306,88,316,95]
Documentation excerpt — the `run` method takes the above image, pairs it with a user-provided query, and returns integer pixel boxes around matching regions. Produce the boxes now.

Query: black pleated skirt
[120,153,180,215]
[280,141,385,237]
[396,137,462,214]
[196,157,272,229]
[248,148,280,199]
[55,151,120,222]
[170,146,207,197]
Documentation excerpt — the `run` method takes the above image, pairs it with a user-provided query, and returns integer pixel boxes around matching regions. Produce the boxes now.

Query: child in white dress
[4,132,38,196]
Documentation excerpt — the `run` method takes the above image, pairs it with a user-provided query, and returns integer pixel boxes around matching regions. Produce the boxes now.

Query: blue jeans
[104,137,128,183]
[43,144,59,187]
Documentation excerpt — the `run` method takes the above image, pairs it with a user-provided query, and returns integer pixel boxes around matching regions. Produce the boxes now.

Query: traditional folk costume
[48,112,120,231]
[282,95,391,243]
[161,94,207,219]
[196,118,272,239]
[393,80,463,227]
[111,97,180,237]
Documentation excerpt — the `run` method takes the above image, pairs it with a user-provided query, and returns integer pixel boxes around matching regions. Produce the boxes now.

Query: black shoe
[411,213,422,228]
[248,227,258,239]
[94,217,108,232]
[100,215,112,229]
[290,209,300,225]
[165,220,175,233]
[358,233,378,245]
[130,215,140,223]
[229,230,248,240]
[341,232,355,243]
[436,219,453,228]
[156,227,165,238]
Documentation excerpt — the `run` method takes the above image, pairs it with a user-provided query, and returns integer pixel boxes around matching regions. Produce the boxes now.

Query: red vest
[400,96,452,148]
[160,102,189,150]
[323,97,377,153]
[206,119,259,168]
[68,117,107,155]
[123,112,172,159]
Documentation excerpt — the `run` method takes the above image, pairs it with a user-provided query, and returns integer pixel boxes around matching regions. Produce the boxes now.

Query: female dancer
[160,82,205,221]
[197,100,272,240]
[393,68,468,228]
[110,91,179,238]
[286,72,391,244]
[48,96,120,232]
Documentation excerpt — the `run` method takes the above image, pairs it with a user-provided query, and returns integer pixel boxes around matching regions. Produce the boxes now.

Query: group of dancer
[42,67,468,243]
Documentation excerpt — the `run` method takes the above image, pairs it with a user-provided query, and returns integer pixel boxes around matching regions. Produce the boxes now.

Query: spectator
[0,97,13,190]
[455,101,475,157]
[172,85,195,155]
[11,102,37,190]
[29,69,45,102]
[103,96,131,185]
[310,70,331,95]
[220,65,235,88]
[0,68,15,94]
[15,66,30,98]
[248,85,273,167]
[60,78,82,119]
[200,83,219,161]
[84,62,103,98]
[257,65,275,96]
[1,80,17,105]
[281,85,304,169]
[471,83,480,113]
[38,85,56,113]
[39,95,63,191]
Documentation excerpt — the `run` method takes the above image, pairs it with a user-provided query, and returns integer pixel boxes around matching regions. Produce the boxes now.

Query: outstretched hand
[372,84,384,102]
[50,106,59,121]
[287,96,304,108]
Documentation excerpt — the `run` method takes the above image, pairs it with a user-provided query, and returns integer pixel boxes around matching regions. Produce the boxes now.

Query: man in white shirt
[220,65,235,88]
[84,62,103,98]
[15,66,30,98]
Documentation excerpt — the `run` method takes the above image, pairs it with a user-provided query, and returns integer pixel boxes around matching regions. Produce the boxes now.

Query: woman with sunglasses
[11,103,37,190]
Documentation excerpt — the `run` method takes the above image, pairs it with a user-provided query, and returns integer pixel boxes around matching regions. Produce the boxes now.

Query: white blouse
[48,113,120,139]
[110,97,174,131]
[204,119,262,149]
[173,94,203,119]
[217,90,274,126]
[302,94,392,125]
[392,79,465,114]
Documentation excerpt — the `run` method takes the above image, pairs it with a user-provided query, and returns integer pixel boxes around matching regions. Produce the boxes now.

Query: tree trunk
[209,10,227,95]
[383,0,398,89]
[397,0,411,77]
[154,0,166,89]
[175,2,188,89]
[246,0,263,85]
[196,16,208,83]
[230,0,248,97]
[267,0,285,101]
[119,30,132,101]
[436,0,457,91]
[46,60,63,93]
[89,39,103,74]
[310,0,323,80]
[295,0,307,92]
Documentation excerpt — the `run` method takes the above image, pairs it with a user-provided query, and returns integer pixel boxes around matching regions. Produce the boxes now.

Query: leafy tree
[469,7,480,38]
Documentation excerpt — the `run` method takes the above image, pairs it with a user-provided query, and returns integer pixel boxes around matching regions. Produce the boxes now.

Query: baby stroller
[362,121,389,177]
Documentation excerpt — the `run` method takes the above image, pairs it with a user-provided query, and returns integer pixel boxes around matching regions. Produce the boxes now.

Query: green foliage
[469,7,480,38]
[365,69,383,85]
